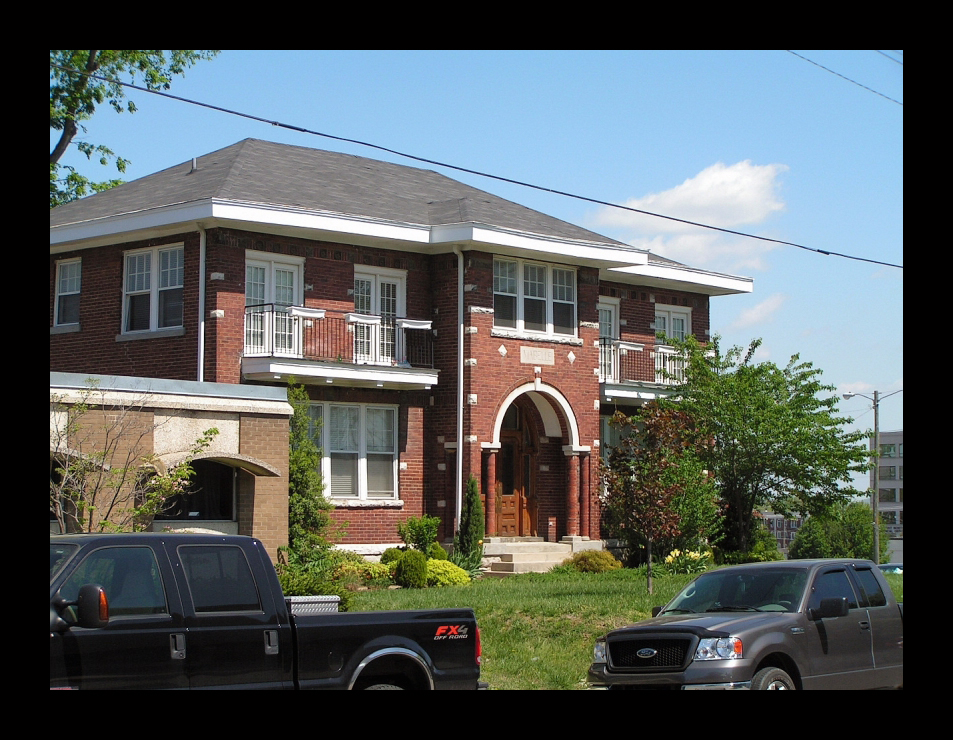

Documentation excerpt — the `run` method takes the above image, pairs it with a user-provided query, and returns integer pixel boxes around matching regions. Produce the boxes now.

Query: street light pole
[843,389,902,564]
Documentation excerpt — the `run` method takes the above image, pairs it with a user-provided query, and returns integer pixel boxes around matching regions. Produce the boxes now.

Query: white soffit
[608,262,753,296]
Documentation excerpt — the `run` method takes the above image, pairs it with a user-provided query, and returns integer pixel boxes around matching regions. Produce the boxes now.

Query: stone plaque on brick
[520,346,555,365]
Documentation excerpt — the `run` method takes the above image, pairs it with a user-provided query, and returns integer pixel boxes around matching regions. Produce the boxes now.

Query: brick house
[50,139,751,552]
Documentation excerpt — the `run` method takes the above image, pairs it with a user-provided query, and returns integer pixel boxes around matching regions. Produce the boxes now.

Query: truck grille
[609,637,692,669]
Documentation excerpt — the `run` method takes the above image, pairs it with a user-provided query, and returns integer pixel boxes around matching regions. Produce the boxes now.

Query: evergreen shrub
[394,549,428,588]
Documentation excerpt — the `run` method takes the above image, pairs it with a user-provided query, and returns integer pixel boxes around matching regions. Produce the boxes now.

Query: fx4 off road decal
[434,624,470,640]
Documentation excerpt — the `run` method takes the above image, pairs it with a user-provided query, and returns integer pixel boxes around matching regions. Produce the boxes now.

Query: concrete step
[479,537,605,577]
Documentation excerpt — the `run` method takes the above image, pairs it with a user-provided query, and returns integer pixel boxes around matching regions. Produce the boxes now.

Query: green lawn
[350,569,692,690]
[350,568,904,690]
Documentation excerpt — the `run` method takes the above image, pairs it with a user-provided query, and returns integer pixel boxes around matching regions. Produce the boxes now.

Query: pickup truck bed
[50,533,482,690]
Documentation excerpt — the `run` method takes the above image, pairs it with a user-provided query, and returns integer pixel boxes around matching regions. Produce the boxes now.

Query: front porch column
[565,452,580,536]
[580,452,591,539]
[482,444,499,536]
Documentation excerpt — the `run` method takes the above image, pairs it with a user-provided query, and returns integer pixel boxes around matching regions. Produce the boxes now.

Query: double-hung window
[310,403,398,501]
[55,259,81,326]
[493,258,576,337]
[123,245,184,333]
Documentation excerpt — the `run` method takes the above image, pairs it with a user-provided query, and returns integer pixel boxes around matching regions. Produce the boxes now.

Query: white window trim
[54,258,81,328]
[654,305,692,343]
[310,402,401,506]
[493,258,577,338]
[121,243,185,334]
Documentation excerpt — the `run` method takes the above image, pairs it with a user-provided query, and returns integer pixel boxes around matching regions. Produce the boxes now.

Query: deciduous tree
[662,337,869,555]
[50,50,218,207]
[600,404,717,593]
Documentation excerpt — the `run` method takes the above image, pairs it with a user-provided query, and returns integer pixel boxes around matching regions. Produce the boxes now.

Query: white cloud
[726,293,787,331]
[591,160,789,273]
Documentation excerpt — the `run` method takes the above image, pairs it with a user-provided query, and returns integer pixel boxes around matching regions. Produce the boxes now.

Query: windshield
[50,543,78,581]
[662,568,808,614]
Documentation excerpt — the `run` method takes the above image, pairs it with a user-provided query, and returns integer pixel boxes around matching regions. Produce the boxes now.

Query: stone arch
[491,382,580,447]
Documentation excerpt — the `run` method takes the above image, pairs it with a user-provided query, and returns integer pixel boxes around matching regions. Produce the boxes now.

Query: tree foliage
[600,404,718,592]
[50,50,218,207]
[788,501,890,562]
[284,383,335,565]
[50,379,217,533]
[661,336,869,554]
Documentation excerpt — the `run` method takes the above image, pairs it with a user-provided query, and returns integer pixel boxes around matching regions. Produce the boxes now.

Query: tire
[364,683,404,690]
[751,667,796,690]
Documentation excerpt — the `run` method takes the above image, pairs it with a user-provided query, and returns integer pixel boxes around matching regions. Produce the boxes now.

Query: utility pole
[843,389,902,564]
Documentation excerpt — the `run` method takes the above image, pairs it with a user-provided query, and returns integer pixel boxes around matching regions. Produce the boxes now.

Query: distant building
[759,511,803,556]
[875,430,903,560]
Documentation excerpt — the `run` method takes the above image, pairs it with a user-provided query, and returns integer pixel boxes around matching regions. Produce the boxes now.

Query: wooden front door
[498,431,524,536]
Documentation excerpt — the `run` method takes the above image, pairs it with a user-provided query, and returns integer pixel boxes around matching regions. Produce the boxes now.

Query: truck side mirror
[52,584,110,630]
[651,606,663,617]
[809,596,849,621]
[76,584,110,628]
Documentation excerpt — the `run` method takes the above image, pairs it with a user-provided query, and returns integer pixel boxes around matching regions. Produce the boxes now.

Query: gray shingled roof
[50,138,637,250]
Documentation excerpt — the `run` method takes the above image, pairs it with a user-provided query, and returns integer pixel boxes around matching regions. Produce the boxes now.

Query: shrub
[397,515,441,556]
[426,559,471,587]
[276,564,352,612]
[561,549,622,574]
[429,542,448,560]
[332,560,392,589]
[380,547,405,565]
[394,549,428,588]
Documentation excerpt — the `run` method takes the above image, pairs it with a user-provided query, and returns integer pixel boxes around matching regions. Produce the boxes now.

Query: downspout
[452,245,465,532]
[197,225,207,382]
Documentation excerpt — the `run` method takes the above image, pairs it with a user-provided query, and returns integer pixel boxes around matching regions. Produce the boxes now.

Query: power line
[786,50,903,106]
[50,63,903,270]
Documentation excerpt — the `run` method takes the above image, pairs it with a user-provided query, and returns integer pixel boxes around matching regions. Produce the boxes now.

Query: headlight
[593,638,608,664]
[694,637,743,661]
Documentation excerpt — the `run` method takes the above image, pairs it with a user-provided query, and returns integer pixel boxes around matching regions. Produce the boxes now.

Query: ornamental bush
[426,559,471,587]
[380,547,405,565]
[394,549,428,589]
[561,549,622,574]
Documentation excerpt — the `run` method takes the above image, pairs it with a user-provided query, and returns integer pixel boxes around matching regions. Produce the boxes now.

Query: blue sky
[53,50,903,488]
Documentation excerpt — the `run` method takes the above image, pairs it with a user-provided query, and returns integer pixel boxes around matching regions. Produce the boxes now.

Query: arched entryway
[483,382,591,540]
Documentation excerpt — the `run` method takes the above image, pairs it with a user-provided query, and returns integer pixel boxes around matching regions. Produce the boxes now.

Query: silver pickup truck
[588,559,902,690]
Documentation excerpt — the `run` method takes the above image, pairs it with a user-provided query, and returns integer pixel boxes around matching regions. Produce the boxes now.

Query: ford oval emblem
[636,648,658,659]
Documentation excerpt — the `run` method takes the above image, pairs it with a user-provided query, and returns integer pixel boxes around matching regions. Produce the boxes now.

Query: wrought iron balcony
[244,304,434,369]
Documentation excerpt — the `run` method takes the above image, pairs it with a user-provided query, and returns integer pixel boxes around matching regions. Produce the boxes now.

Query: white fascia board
[210,201,431,244]
[51,199,432,251]
[608,262,754,296]
[430,223,648,268]
[50,201,216,249]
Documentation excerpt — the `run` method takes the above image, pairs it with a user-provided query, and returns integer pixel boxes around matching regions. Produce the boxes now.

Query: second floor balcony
[599,337,685,403]
[241,304,438,391]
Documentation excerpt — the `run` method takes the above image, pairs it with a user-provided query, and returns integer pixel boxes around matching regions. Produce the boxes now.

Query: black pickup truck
[50,533,483,690]
[589,559,902,690]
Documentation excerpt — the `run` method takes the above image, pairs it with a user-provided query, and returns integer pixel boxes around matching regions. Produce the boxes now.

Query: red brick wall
[50,233,201,380]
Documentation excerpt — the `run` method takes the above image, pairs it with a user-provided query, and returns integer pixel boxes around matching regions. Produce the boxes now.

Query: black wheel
[364,683,404,690]
[751,667,795,690]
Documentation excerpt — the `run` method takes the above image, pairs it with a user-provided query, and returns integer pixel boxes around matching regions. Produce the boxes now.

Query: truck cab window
[808,570,858,612]
[178,545,261,613]
[853,567,888,608]
[59,546,168,618]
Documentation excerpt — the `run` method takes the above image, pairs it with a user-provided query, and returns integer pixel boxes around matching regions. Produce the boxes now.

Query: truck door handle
[858,621,871,631]
[170,633,186,660]
[264,629,280,655]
